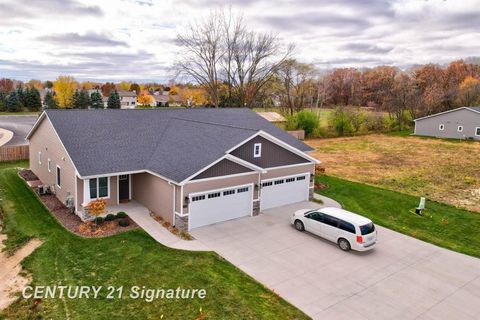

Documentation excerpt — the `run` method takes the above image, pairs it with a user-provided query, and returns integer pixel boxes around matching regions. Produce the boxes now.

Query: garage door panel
[260,174,309,210]
[189,185,252,230]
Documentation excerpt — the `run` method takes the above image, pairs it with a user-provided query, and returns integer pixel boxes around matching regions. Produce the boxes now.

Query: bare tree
[176,9,293,107]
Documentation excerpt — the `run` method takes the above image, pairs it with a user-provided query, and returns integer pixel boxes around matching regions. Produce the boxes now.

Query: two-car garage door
[260,174,310,211]
[188,184,253,230]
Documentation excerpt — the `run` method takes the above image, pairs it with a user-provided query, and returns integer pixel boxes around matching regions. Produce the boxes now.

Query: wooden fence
[0,145,29,162]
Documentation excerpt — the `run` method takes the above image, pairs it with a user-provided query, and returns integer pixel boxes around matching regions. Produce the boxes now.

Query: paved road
[0,116,38,146]
[192,201,480,320]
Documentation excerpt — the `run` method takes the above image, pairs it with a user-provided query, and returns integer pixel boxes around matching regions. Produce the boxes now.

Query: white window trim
[476,127,480,136]
[439,124,445,131]
[88,177,110,200]
[38,151,42,164]
[56,165,61,189]
[253,143,262,158]
[457,126,463,132]
[47,158,51,172]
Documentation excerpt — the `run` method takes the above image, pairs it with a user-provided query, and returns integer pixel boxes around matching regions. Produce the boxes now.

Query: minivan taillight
[356,235,363,243]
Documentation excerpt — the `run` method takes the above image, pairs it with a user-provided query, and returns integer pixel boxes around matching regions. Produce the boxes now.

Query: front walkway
[114,201,209,251]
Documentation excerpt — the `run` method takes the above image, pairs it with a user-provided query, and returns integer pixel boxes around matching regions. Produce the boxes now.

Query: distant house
[414,107,480,140]
[39,88,53,107]
[153,93,169,107]
[117,90,137,109]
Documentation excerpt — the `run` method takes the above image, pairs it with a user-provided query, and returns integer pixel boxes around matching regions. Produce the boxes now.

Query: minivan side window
[308,212,324,222]
[322,214,339,227]
[338,220,356,234]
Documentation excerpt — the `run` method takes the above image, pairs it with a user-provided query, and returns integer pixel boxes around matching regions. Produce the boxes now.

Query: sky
[0,0,479,82]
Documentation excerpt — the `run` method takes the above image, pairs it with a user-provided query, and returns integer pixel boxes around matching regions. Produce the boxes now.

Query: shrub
[118,219,130,227]
[284,113,298,131]
[86,199,107,216]
[296,110,320,137]
[116,211,127,218]
[105,214,115,221]
[332,108,353,136]
[94,216,104,225]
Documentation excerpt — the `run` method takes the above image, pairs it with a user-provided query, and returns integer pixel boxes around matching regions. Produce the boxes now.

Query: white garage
[188,184,253,230]
[260,174,310,210]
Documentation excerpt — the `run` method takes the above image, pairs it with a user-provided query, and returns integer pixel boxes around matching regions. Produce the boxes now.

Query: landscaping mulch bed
[18,169,38,182]
[19,172,138,238]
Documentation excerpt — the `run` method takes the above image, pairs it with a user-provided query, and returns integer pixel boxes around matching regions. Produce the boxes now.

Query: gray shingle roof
[467,106,480,112]
[44,108,314,182]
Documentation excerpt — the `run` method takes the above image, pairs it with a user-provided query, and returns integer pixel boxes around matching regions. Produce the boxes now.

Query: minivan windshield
[360,223,375,235]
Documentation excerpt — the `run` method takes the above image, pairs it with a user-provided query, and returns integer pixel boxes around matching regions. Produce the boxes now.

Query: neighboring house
[27,109,319,231]
[117,90,137,109]
[153,93,169,107]
[414,107,480,140]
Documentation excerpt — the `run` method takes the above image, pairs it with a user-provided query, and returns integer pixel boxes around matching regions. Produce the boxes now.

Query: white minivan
[290,207,377,251]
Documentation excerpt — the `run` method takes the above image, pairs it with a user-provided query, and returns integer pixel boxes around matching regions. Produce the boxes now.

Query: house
[153,93,169,107]
[117,90,137,109]
[26,109,319,231]
[414,107,480,140]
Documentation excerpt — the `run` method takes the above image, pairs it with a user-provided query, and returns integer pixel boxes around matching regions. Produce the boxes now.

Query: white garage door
[188,184,253,230]
[260,174,310,210]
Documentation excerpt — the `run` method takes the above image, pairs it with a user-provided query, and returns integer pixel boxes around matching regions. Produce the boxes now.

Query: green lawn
[317,175,480,258]
[0,161,307,320]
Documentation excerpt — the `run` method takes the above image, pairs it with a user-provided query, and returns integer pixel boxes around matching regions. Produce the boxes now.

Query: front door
[119,175,130,202]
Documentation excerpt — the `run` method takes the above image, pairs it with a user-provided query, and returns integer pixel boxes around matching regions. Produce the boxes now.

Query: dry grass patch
[308,134,480,212]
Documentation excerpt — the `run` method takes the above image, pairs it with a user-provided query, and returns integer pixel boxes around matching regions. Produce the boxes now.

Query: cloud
[260,12,371,31]
[341,43,394,54]
[38,32,128,47]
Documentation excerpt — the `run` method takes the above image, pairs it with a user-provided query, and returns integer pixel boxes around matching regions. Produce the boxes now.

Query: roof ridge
[171,116,258,131]
[143,117,175,169]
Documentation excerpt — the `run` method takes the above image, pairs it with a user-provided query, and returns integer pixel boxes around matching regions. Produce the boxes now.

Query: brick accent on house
[253,200,260,216]
[175,215,189,231]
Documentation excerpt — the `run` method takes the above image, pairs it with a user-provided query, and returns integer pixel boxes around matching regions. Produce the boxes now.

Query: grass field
[308,134,480,213]
[316,175,480,258]
[0,161,307,320]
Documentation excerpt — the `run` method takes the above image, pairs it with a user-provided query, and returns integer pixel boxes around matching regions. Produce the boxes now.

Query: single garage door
[188,184,253,230]
[260,174,310,210]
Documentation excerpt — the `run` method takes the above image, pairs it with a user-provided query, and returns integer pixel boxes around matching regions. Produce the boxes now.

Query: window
[253,143,262,158]
[439,124,445,131]
[119,175,128,181]
[38,151,42,164]
[322,214,339,228]
[237,187,249,193]
[285,177,295,183]
[274,179,284,185]
[262,181,273,187]
[89,177,109,199]
[308,212,324,222]
[192,195,205,202]
[338,220,356,234]
[208,192,221,199]
[56,166,61,188]
[476,127,480,136]
[47,159,51,172]
[458,126,463,132]
[223,189,235,196]
[360,223,375,235]
[296,176,306,181]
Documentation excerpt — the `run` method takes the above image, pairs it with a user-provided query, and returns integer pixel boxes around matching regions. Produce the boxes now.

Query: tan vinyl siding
[230,136,310,168]
[132,173,174,223]
[29,117,76,206]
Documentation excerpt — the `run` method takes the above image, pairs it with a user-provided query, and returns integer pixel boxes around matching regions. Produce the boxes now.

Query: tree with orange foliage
[458,76,480,106]
[137,90,154,106]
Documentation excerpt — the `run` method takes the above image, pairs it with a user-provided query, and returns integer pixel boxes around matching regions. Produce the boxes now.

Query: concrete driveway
[0,116,37,146]
[191,201,480,320]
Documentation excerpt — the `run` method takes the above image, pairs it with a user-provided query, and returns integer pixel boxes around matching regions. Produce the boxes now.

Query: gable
[230,136,311,169]
[191,159,253,180]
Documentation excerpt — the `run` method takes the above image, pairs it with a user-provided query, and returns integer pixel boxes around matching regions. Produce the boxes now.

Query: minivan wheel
[294,220,304,231]
[338,238,351,251]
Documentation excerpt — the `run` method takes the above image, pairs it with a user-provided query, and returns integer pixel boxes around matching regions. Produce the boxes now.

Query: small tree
[0,92,6,111]
[107,90,121,109]
[332,107,353,136]
[296,110,320,137]
[90,91,103,109]
[25,88,42,111]
[6,91,21,112]
[44,91,58,109]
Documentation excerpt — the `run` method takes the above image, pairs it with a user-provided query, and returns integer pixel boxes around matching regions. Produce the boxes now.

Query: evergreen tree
[25,88,42,111]
[16,87,26,110]
[107,90,121,109]
[90,91,103,109]
[71,90,80,109]
[6,91,21,112]
[44,91,58,109]
[0,92,6,112]
[77,89,91,109]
